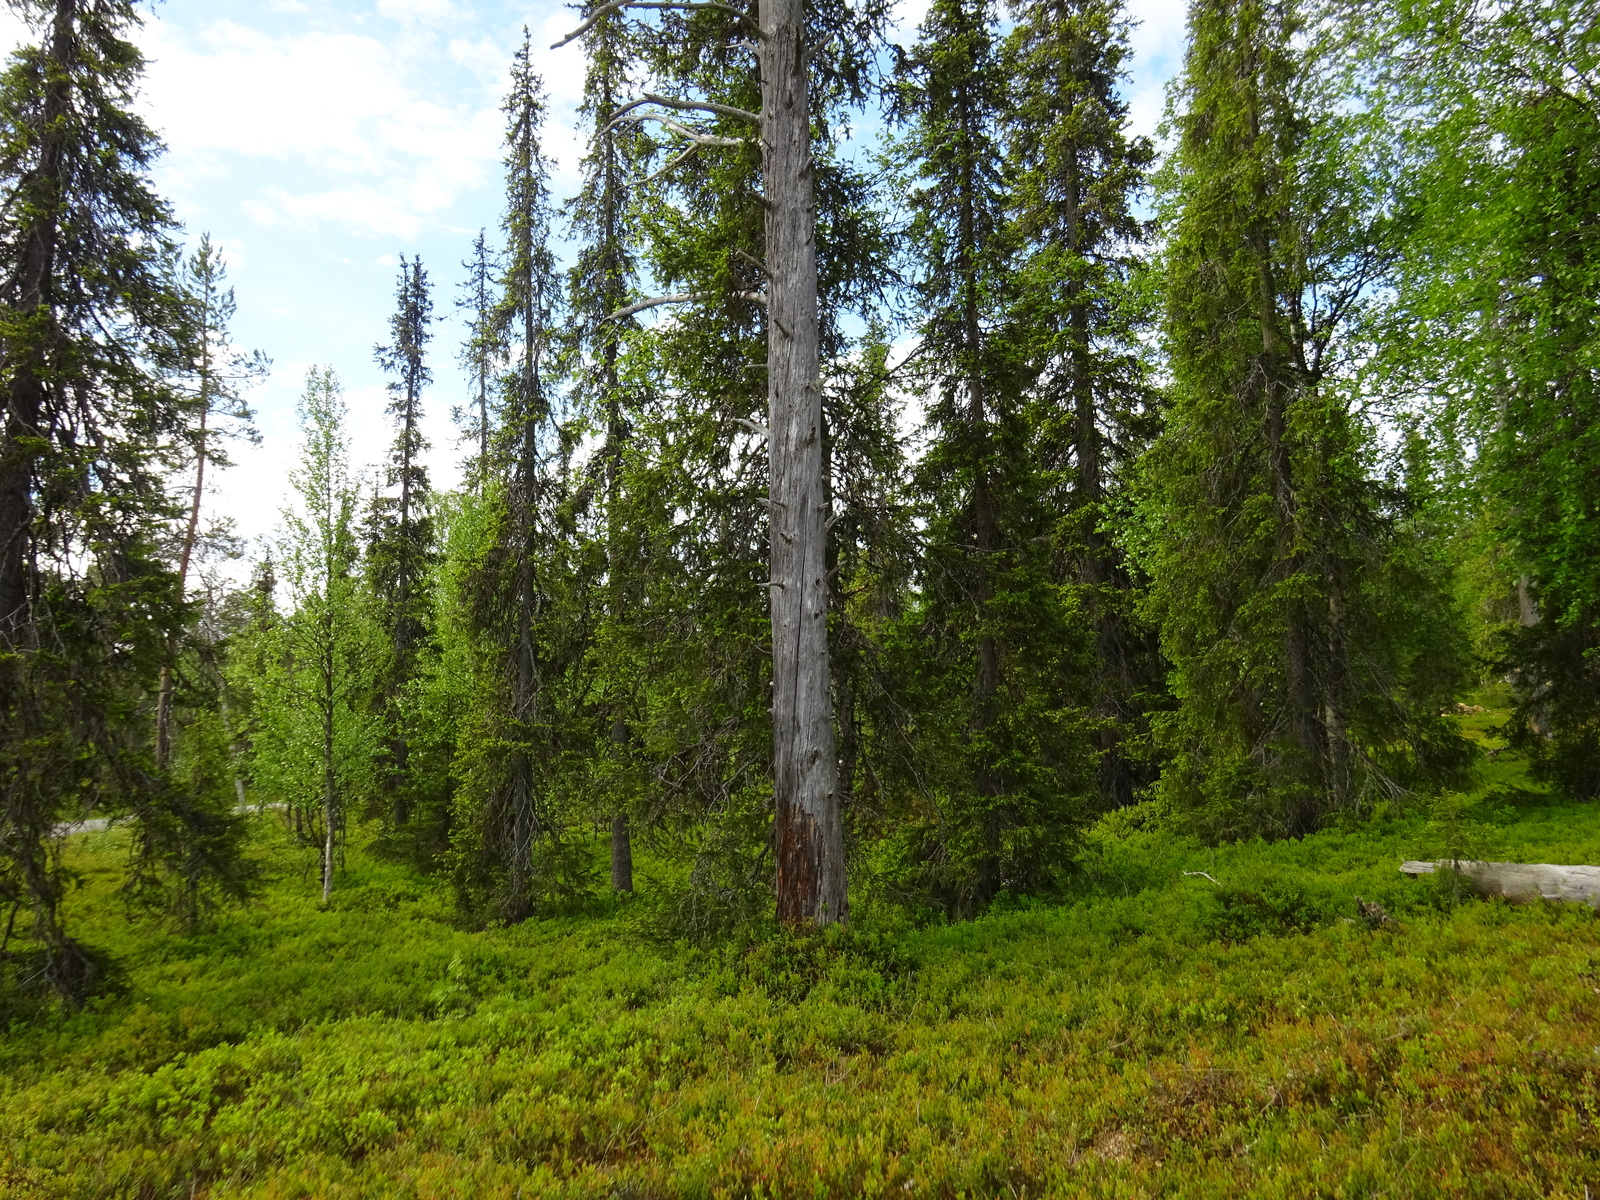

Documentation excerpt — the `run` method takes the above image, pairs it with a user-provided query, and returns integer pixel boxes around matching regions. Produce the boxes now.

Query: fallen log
[1400,860,1600,906]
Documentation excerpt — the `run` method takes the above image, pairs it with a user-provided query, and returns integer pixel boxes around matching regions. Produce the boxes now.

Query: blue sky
[7,0,1189,559]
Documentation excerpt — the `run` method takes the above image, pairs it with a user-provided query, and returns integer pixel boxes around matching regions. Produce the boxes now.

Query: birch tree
[252,368,377,900]
[155,234,265,771]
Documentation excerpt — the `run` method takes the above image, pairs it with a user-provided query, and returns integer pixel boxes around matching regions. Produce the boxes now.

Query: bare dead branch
[607,289,766,322]
[642,91,761,125]
[551,0,757,49]
[608,292,714,322]
[640,144,702,185]
[611,112,746,146]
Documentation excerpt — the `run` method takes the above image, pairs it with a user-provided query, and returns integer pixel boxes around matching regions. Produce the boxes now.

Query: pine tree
[370,255,434,828]
[559,0,888,928]
[0,0,249,997]
[1144,0,1472,838]
[1005,0,1161,812]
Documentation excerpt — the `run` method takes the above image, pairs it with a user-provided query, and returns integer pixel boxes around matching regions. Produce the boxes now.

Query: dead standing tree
[555,0,848,926]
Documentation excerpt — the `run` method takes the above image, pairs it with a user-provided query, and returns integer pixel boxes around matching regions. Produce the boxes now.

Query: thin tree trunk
[391,375,416,827]
[507,417,539,921]
[217,691,248,810]
[610,812,634,893]
[321,630,336,902]
[762,0,845,926]
[957,127,1002,904]
[156,377,211,771]
[600,95,635,893]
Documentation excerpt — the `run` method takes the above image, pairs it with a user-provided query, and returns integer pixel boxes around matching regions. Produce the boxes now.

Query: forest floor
[4,695,1600,1198]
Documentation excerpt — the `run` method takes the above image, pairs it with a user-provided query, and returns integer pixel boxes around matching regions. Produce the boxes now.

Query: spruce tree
[370,255,434,828]
[1005,0,1161,812]
[0,0,248,996]
[456,231,499,493]
[451,38,584,922]
[884,0,1091,909]
[564,2,646,893]
[1144,0,1471,837]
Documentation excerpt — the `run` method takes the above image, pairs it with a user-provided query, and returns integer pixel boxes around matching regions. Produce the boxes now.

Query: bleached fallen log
[1400,860,1600,906]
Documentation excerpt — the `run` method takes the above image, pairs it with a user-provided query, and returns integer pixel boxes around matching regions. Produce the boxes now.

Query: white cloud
[1125,0,1190,137]
[376,0,457,22]
[140,15,509,238]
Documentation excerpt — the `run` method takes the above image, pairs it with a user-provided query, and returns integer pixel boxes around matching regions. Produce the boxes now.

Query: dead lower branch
[607,290,767,322]
[609,112,746,146]
[642,92,761,125]
[551,0,759,50]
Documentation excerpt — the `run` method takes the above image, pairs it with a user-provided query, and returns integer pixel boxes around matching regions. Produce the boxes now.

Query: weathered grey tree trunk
[761,0,846,926]
[1401,860,1600,906]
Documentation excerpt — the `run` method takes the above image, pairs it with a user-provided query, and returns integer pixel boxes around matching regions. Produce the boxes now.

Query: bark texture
[761,0,846,926]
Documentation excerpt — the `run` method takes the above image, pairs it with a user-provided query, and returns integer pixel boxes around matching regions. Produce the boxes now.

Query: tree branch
[607,290,767,322]
[609,292,713,321]
[640,144,702,185]
[609,112,746,146]
[551,0,759,49]
[642,91,761,125]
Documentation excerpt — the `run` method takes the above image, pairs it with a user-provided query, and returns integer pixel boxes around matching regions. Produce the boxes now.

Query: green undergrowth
[5,731,1600,1197]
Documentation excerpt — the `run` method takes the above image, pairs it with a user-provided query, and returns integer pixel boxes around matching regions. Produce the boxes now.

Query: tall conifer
[1145,0,1471,836]
[451,38,582,922]
[888,0,1089,908]
[559,0,888,927]
[566,2,645,893]
[1006,0,1160,811]
[371,255,434,827]
[0,0,249,996]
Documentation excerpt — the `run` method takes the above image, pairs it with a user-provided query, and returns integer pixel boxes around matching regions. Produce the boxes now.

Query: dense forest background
[0,0,1595,1003]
